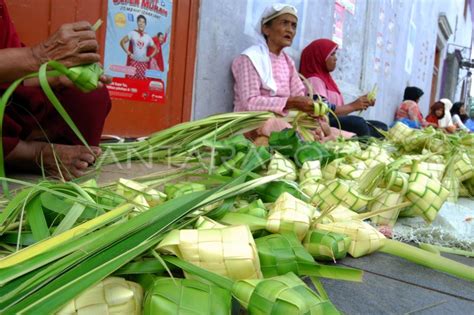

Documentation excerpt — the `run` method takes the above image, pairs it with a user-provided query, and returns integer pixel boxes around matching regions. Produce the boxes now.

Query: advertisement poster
[103,0,173,103]
[332,3,345,47]
[336,0,356,15]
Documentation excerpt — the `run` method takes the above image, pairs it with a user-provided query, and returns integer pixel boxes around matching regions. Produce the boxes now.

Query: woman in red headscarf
[0,0,111,179]
[300,39,387,138]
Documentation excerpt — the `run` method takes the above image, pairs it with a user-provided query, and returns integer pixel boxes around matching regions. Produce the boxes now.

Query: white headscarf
[240,3,298,96]
[438,98,454,127]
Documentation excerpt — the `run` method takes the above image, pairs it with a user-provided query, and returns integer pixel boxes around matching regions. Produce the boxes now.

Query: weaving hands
[0,0,111,181]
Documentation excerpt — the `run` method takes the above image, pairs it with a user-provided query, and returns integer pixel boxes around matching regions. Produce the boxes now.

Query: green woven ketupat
[406,162,449,223]
[256,180,303,203]
[165,182,207,200]
[303,230,351,262]
[316,220,386,258]
[236,273,340,315]
[163,257,341,315]
[267,152,298,181]
[317,180,371,213]
[268,129,301,156]
[235,199,268,218]
[255,233,362,281]
[143,277,231,315]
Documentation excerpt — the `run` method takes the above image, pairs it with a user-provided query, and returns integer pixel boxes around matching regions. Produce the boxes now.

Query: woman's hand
[351,95,371,111]
[31,21,101,68]
[286,96,314,114]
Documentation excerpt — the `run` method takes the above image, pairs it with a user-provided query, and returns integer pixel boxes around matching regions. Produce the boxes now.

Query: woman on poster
[149,27,170,72]
[120,14,158,80]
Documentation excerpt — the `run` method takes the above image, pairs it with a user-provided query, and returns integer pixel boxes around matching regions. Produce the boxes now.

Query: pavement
[3,162,474,314]
[319,252,474,314]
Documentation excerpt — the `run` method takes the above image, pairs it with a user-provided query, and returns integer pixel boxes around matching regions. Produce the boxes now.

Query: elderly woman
[1,0,111,179]
[232,3,333,142]
[300,39,387,138]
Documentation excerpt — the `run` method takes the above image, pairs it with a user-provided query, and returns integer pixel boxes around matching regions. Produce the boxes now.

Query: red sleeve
[0,1,22,49]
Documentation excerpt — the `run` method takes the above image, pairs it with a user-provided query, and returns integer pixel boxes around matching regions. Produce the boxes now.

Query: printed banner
[336,0,356,15]
[104,0,173,103]
[332,3,345,47]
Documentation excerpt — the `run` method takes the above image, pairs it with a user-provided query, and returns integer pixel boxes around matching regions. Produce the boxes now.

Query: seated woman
[438,98,457,133]
[232,3,333,142]
[450,101,470,132]
[394,87,432,128]
[1,0,111,179]
[425,101,445,127]
[299,39,387,138]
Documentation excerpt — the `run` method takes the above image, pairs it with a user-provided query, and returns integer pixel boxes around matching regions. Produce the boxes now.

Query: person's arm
[120,35,132,57]
[453,114,470,132]
[0,21,100,84]
[232,56,312,115]
[307,77,368,116]
[336,96,370,116]
[148,41,158,59]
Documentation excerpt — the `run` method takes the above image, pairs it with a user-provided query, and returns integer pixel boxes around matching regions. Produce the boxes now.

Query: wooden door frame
[182,0,200,123]
[168,0,200,126]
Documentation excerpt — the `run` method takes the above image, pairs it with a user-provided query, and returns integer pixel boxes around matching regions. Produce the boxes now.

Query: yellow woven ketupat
[57,277,143,315]
[195,216,226,229]
[388,122,414,144]
[336,161,367,180]
[406,163,449,223]
[317,180,371,213]
[368,189,407,227]
[321,158,343,180]
[320,205,359,223]
[417,162,446,181]
[315,220,386,258]
[299,160,322,183]
[453,152,474,181]
[267,152,298,181]
[116,178,166,207]
[157,225,262,280]
[266,192,316,241]
[356,145,394,165]
[299,160,325,198]
[402,131,429,152]
[383,170,409,194]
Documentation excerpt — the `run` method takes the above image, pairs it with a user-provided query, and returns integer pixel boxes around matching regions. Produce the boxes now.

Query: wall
[192,0,473,123]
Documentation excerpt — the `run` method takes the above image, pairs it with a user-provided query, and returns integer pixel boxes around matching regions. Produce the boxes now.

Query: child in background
[425,101,445,127]
[451,102,470,132]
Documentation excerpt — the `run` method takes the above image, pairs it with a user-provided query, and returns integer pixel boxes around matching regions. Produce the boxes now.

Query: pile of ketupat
[0,118,473,314]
